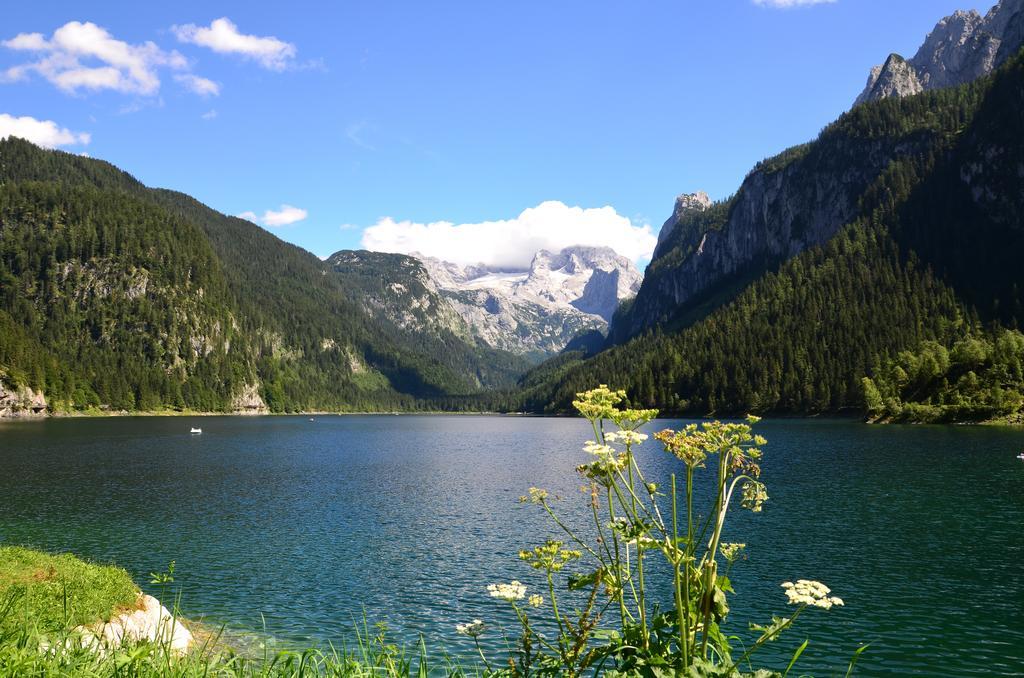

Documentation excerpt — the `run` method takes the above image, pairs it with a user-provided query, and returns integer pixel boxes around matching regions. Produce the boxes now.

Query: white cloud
[201,109,218,120]
[1,21,193,95]
[263,204,307,226]
[175,73,220,97]
[752,0,836,7]
[172,18,296,71]
[0,113,90,148]
[361,201,657,269]
[4,33,49,51]
[237,205,308,227]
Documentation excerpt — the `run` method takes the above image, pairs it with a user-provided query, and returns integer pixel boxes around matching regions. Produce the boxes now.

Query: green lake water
[0,416,1021,676]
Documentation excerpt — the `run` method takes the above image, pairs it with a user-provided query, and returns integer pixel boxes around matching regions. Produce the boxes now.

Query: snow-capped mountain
[415,246,643,357]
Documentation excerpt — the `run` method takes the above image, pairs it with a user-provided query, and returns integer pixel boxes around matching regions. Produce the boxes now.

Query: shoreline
[2,408,1018,426]
[0,408,540,421]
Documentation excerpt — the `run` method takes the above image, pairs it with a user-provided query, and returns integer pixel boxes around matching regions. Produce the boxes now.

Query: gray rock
[656,192,712,250]
[0,377,47,418]
[857,54,924,104]
[230,383,268,414]
[416,246,642,356]
[624,132,934,338]
[856,0,1024,105]
[572,268,623,320]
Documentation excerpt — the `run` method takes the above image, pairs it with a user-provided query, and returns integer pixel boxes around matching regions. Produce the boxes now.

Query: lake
[0,415,1021,676]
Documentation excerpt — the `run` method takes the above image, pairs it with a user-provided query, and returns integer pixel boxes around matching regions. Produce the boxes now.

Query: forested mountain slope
[513,50,1024,417]
[0,139,525,414]
[325,249,529,389]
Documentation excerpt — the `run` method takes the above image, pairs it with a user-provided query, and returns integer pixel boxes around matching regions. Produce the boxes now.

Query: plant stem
[592,488,615,565]
[686,466,694,549]
[606,488,629,629]
[684,464,694,666]
[611,467,668,538]
[548,574,570,667]
[541,500,600,560]
[672,473,688,668]
[513,604,560,656]
[473,636,492,673]
[637,544,648,650]
[700,449,729,659]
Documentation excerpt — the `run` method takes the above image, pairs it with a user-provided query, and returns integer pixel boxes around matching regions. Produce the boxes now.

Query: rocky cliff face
[0,377,46,418]
[856,0,1024,105]
[416,246,642,357]
[654,192,712,253]
[858,54,925,102]
[619,131,936,340]
[230,383,268,414]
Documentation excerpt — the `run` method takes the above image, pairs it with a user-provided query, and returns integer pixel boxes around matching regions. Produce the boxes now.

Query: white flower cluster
[488,581,526,601]
[604,430,649,445]
[455,619,486,637]
[781,580,844,609]
[583,441,624,472]
[583,441,615,456]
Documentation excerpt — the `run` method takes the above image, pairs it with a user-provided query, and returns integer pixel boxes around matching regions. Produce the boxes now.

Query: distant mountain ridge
[414,246,642,358]
[855,0,1023,104]
[0,138,527,416]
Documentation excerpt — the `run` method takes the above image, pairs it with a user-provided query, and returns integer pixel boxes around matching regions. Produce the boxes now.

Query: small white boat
[190,427,202,434]
[1017,452,1024,460]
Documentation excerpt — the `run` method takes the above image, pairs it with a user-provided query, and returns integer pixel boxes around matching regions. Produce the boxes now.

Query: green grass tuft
[0,546,139,635]
[0,546,474,676]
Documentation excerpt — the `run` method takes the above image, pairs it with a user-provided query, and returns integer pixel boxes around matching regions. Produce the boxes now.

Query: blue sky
[0,0,989,268]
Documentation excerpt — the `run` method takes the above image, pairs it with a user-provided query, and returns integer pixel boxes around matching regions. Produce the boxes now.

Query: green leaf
[784,638,809,677]
[845,643,871,677]
[567,569,600,591]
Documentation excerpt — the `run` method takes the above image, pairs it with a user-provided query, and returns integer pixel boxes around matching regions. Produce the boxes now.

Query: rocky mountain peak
[413,245,643,356]
[658,192,711,248]
[528,248,559,273]
[858,54,925,104]
[528,245,622,272]
[673,191,712,215]
[855,0,1024,105]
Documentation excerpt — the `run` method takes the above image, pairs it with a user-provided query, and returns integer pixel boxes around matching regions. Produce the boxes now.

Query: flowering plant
[459,386,860,676]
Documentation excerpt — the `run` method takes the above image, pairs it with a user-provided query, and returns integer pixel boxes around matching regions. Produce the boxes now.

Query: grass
[0,545,474,676]
[0,545,139,636]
